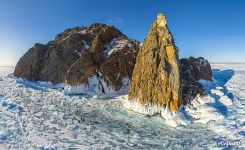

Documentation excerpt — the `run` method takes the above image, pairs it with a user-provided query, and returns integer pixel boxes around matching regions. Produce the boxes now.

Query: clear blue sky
[0,0,245,66]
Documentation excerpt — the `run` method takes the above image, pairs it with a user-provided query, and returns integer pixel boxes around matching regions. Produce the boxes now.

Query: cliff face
[14,43,48,81]
[14,24,140,94]
[128,14,182,112]
[180,57,212,104]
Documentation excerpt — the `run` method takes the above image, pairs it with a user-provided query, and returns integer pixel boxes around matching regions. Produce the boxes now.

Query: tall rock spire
[126,13,182,113]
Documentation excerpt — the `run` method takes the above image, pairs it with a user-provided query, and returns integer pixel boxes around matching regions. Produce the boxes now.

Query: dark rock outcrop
[128,13,182,112]
[14,23,140,94]
[180,57,212,104]
[14,43,48,81]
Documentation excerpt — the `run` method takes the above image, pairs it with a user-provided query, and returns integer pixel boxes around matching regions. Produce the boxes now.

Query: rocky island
[14,13,212,119]
[123,14,212,121]
[1,0,243,148]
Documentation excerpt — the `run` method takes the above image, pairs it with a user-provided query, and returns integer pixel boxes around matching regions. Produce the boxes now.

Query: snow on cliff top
[104,38,134,56]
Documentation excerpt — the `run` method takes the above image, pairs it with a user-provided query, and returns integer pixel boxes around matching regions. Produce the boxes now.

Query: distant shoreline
[0,66,15,68]
[1,62,245,68]
[210,62,245,64]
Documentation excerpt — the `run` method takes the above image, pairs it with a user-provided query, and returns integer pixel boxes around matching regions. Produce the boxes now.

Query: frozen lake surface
[0,66,14,76]
[0,64,244,149]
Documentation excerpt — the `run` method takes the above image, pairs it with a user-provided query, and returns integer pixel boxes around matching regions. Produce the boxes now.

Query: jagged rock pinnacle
[154,13,174,46]
[127,13,182,112]
[157,13,167,27]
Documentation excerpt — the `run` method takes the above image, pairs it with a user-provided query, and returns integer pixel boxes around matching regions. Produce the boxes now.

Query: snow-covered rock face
[82,39,90,49]
[104,38,134,56]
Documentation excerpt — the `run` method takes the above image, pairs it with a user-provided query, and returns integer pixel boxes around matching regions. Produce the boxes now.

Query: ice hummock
[123,77,233,127]
[123,97,188,127]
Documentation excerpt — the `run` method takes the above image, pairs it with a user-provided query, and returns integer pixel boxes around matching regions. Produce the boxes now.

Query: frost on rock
[123,97,188,127]
[82,39,90,49]
[64,76,131,97]
[78,29,87,34]
[64,76,102,96]
[104,38,133,56]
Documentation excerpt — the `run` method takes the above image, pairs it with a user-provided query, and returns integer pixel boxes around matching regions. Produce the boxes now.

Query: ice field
[0,64,244,149]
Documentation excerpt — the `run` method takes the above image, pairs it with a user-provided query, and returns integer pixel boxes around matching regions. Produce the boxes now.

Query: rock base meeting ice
[0,64,244,149]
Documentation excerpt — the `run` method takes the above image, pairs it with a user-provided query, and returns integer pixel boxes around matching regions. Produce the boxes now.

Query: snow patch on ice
[0,144,7,150]
[184,95,225,124]
[182,79,233,124]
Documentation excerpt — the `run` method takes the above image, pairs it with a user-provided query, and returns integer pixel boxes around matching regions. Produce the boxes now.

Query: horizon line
[1,62,245,68]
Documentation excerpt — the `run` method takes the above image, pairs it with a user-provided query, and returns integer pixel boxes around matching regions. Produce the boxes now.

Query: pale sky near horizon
[0,0,245,66]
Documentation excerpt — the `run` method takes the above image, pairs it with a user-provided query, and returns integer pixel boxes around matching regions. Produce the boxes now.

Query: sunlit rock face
[128,13,182,112]
[14,24,140,95]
